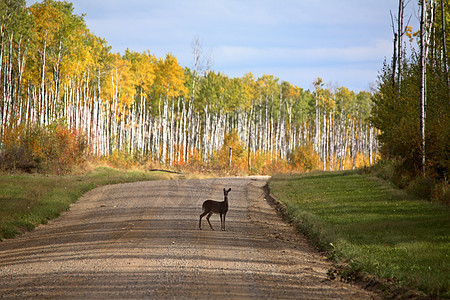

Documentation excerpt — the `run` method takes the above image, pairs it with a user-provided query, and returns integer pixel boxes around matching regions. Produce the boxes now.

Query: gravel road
[0,177,378,299]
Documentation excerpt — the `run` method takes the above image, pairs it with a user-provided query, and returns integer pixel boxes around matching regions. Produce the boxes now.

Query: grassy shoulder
[269,171,449,298]
[0,167,172,240]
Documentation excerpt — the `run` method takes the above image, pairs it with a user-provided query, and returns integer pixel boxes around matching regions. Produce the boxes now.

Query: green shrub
[365,159,449,204]
[408,176,435,200]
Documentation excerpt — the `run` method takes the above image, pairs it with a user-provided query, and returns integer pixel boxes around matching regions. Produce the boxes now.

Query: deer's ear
[223,188,226,192]
[228,188,231,192]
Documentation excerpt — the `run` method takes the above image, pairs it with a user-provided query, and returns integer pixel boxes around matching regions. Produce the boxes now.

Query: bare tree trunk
[328,110,333,170]
[203,104,209,163]
[0,25,4,135]
[185,99,192,163]
[264,102,268,153]
[191,35,205,102]
[431,1,437,62]
[322,112,326,170]
[397,0,404,93]
[39,33,48,125]
[248,107,253,172]
[369,126,373,165]
[53,40,62,107]
[161,97,168,165]
[441,0,449,89]
[181,98,187,162]
[390,10,398,87]
[2,33,13,127]
[420,0,428,174]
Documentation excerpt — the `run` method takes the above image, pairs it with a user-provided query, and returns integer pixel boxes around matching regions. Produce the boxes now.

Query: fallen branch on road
[149,169,183,174]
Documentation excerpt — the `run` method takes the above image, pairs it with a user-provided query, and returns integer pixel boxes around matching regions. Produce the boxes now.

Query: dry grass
[0,167,170,240]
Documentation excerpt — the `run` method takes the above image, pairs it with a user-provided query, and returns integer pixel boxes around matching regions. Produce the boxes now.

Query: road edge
[262,181,430,300]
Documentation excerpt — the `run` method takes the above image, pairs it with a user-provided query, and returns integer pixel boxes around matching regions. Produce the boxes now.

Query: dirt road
[0,177,377,299]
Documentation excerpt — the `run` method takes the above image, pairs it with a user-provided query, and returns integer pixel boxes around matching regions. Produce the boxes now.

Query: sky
[26,0,420,92]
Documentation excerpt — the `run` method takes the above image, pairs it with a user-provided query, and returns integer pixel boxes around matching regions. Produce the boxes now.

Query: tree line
[0,0,378,173]
[371,0,449,200]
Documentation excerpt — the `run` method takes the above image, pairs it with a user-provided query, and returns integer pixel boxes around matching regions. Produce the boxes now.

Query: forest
[0,0,378,175]
[371,0,449,202]
[1,0,448,186]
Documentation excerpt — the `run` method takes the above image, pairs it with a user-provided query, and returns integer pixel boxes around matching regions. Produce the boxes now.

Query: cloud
[25,0,419,90]
[214,39,392,67]
[221,65,379,92]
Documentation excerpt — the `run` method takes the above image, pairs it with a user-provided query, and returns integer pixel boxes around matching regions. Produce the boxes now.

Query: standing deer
[199,188,231,231]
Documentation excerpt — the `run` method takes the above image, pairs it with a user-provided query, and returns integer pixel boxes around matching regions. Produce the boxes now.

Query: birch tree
[441,0,449,89]
[420,0,428,174]
[1,0,380,175]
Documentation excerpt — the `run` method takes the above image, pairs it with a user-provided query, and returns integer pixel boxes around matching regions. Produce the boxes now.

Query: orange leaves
[281,81,300,100]
[212,130,247,171]
[288,143,320,171]
[0,124,88,173]
[405,25,419,43]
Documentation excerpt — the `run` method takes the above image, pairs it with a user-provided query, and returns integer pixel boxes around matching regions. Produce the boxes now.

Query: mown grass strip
[0,167,170,240]
[269,171,449,298]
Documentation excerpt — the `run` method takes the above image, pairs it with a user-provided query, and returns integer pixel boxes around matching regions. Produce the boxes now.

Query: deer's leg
[199,211,208,230]
[206,212,214,230]
[222,213,226,231]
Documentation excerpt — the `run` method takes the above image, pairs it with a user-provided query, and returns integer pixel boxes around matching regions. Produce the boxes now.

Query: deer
[199,188,231,231]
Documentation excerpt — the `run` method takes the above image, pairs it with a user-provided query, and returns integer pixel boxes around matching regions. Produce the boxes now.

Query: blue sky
[26,0,420,91]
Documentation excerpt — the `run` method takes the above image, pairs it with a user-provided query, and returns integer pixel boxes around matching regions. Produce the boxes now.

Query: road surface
[0,177,377,299]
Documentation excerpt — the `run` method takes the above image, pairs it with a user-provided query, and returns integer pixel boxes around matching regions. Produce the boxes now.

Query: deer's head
[223,188,231,197]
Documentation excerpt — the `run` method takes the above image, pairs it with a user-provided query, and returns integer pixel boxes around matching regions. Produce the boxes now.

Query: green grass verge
[0,167,170,240]
[269,171,449,298]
